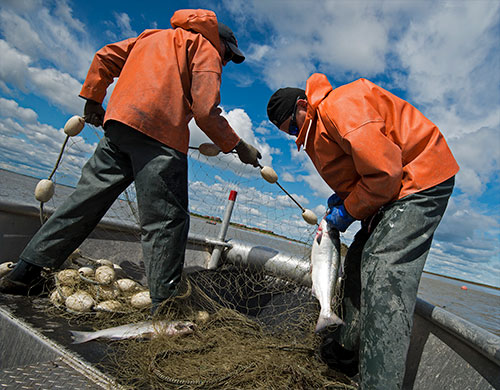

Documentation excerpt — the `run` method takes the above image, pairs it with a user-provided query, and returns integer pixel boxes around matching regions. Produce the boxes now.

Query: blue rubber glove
[327,193,343,209]
[325,204,356,232]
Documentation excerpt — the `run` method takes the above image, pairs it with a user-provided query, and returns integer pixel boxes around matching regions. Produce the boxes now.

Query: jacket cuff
[79,85,106,104]
[220,137,240,153]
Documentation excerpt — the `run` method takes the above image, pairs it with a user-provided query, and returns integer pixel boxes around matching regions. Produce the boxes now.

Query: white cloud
[0,1,95,114]
[449,126,500,196]
[0,10,44,62]
[254,120,272,136]
[281,172,295,183]
[315,2,389,74]
[223,0,414,89]
[112,12,138,40]
[427,194,500,286]
[27,66,84,113]
[52,1,86,34]
[425,242,500,288]
[395,2,500,138]
[313,204,326,219]
[0,99,96,185]
[0,39,31,92]
[435,196,499,245]
[226,0,500,140]
[0,40,84,114]
[0,97,38,123]
[0,117,25,136]
[189,106,276,175]
[0,0,94,79]
[246,43,271,62]
[289,145,332,198]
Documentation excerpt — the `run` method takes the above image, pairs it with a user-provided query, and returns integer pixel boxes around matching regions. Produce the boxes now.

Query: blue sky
[0,0,499,287]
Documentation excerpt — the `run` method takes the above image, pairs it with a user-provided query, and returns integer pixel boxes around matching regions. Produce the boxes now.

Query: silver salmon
[70,320,195,344]
[311,217,344,332]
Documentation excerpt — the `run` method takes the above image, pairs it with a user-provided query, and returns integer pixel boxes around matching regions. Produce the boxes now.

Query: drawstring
[303,120,313,151]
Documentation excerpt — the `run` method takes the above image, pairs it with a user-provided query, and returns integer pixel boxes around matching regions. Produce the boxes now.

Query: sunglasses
[288,97,300,136]
[223,41,234,62]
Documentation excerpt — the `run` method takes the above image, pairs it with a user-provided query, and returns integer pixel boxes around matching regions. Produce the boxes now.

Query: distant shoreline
[423,270,500,291]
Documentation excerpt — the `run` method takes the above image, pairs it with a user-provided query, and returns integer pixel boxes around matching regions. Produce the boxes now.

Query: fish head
[171,320,196,335]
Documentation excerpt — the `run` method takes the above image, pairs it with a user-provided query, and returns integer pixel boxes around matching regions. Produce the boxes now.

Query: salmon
[311,217,344,332]
[70,320,195,344]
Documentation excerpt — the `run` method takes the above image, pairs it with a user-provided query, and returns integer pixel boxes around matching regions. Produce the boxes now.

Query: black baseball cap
[218,22,245,64]
[267,87,306,128]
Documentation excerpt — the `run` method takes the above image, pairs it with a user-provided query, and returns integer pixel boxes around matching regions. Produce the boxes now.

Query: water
[418,272,500,336]
[1,169,499,336]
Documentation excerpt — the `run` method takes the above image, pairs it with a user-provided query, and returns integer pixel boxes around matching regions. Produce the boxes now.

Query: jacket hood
[170,9,221,53]
[296,73,333,149]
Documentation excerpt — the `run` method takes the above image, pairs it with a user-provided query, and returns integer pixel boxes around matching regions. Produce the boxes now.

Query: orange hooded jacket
[79,9,240,154]
[296,74,459,220]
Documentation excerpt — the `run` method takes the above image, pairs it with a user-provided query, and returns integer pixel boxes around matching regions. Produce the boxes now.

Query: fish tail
[70,330,94,344]
[315,313,344,333]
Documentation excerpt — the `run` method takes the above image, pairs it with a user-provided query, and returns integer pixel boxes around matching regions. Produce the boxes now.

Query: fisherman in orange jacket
[0,9,261,312]
[267,73,459,389]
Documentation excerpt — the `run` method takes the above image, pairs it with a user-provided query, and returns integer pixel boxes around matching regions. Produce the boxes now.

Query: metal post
[206,190,237,269]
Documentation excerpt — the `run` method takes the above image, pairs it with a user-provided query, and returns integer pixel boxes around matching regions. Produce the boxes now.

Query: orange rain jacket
[79,9,240,154]
[296,73,459,220]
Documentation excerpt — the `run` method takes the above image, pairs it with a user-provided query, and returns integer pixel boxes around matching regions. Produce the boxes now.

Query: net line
[35,130,352,389]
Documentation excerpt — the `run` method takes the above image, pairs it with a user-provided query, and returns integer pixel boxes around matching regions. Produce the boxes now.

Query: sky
[0,0,499,287]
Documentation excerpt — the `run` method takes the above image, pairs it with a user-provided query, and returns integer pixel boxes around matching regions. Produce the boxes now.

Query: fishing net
[45,257,353,389]
[27,130,353,389]
[110,269,353,390]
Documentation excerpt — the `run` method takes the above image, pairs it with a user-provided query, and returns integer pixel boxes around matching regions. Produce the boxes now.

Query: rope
[149,342,314,387]
[48,135,69,181]
[123,187,140,225]
[38,135,69,225]
[39,201,45,225]
[153,363,256,387]
[79,272,105,285]
[266,344,315,355]
[150,343,256,387]
[52,274,68,307]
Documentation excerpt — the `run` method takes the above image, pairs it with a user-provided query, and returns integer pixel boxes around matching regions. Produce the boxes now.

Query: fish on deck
[311,217,344,332]
[70,320,195,344]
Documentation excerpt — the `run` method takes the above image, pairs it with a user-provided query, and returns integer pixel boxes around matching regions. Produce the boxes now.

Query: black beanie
[267,87,306,128]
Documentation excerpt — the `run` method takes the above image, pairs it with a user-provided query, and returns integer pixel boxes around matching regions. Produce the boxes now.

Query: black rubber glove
[84,100,105,127]
[234,139,262,167]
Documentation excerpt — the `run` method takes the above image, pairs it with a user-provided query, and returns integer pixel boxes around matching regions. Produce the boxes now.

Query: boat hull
[1,199,499,389]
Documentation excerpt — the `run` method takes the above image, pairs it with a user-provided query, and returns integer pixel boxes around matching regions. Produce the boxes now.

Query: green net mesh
[36,135,353,389]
